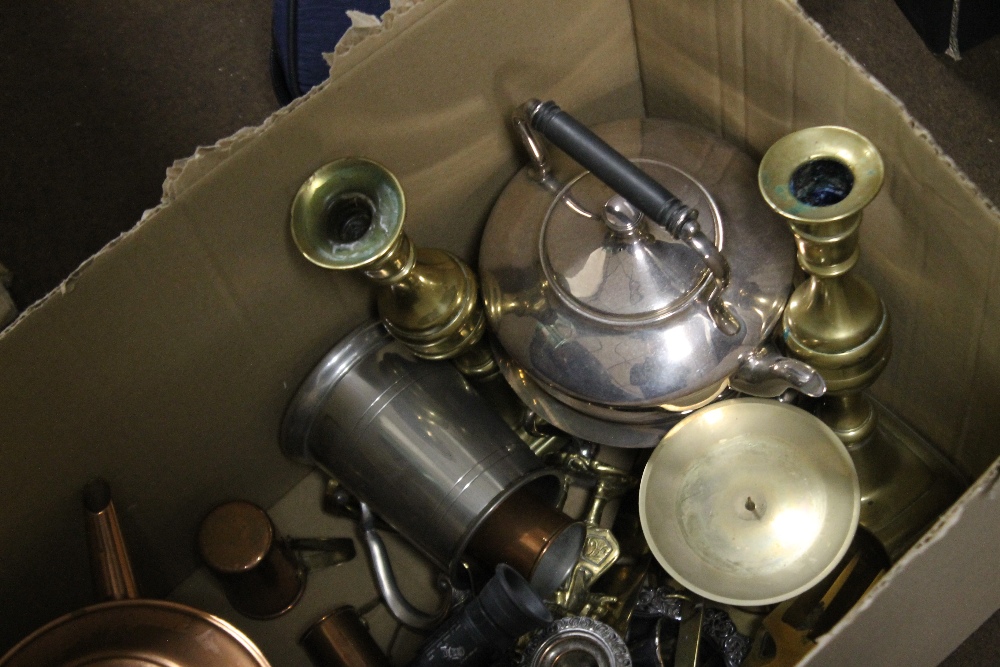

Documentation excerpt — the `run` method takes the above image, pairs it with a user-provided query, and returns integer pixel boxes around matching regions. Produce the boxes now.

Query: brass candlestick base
[853,399,966,561]
[744,528,889,667]
[291,157,491,372]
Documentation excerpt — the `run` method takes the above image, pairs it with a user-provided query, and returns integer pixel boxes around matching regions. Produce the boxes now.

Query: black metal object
[407,565,551,667]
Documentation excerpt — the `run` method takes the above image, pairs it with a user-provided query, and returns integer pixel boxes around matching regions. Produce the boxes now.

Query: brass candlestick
[291,157,492,376]
[759,127,964,559]
[759,126,890,445]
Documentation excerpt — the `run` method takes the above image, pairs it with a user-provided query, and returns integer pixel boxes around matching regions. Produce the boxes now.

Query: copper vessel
[197,499,306,619]
[0,480,271,667]
[466,486,585,597]
[301,607,391,667]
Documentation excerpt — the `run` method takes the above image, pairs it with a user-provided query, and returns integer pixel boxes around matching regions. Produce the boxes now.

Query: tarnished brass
[639,399,860,607]
[758,126,889,446]
[557,527,621,615]
[585,489,652,635]
[674,601,706,667]
[553,462,636,614]
[291,157,490,373]
[854,400,967,561]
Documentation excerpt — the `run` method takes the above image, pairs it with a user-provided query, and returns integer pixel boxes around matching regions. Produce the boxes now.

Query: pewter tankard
[282,321,582,593]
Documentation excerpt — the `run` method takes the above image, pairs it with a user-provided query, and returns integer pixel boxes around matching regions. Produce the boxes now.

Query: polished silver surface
[521,616,632,667]
[639,399,861,606]
[541,161,721,322]
[730,342,827,398]
[521,100,737,335]
[480,116,798,422]
[281,321,554,573]
[493,346,685,448]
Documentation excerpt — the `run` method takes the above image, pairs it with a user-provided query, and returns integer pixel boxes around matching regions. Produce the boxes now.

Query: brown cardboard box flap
[0,0,643,650]
[636,0,1000,478]
[807,458,1000,665]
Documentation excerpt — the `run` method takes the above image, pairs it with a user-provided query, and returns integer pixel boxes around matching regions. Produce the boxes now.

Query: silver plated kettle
[478,101,824,447]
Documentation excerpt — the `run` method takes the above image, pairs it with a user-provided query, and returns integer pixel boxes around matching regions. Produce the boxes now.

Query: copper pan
[0,479,271,667]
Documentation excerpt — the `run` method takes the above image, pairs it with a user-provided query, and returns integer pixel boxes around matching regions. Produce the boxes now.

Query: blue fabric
[272,0,391,99]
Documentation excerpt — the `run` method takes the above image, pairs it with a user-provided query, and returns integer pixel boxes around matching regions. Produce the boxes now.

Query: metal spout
[731,343,827,398]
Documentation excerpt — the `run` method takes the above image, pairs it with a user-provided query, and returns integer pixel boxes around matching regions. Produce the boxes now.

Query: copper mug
[197,499,306,619]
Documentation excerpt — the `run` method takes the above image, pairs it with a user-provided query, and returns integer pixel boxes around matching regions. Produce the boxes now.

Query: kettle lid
[541,160,722,323]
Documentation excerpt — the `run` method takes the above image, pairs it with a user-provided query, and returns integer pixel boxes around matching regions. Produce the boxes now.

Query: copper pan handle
[82,478,139,601]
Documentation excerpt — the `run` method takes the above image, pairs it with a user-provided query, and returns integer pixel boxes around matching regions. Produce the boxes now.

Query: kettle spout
[731,344,827,398]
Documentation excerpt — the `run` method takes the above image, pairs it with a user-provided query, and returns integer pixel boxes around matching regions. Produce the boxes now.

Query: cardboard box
[2,0,999,664]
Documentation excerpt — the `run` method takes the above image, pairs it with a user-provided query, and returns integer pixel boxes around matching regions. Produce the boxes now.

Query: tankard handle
[358,501,453,631]
[516,99,739,336]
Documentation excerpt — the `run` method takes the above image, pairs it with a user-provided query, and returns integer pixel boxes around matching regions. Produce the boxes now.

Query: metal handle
[358,502,451,631]
[518,99,739,335]
[82,478,140,602]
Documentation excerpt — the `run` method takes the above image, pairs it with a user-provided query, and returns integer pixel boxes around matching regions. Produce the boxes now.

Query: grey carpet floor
[1,0,998,663]
[0,0,280,308]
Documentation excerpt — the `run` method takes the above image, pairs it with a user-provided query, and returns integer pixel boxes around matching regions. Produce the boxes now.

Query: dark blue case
[271,0,391,104]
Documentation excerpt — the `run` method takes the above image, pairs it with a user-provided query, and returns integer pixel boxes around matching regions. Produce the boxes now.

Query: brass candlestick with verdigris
[289,156,567,453]
[758,126,966,560]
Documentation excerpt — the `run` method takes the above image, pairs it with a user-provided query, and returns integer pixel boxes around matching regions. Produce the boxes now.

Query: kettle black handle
[516,99,739,336]
[527,100,694,238]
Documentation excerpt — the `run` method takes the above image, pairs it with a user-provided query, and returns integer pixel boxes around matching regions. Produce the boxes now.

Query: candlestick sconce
[291,157,492,376]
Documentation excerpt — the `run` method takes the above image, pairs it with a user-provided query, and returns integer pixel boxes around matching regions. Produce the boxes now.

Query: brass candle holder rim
[639,398,861,607]
[291,157,406,270]
[758,125,884,224]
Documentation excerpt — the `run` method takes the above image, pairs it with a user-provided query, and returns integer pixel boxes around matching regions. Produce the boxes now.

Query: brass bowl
[639,398,860,606]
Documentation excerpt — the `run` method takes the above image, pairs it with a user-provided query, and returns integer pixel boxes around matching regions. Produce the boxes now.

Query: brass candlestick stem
[290,157,571,453]
[291,157,492,375]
